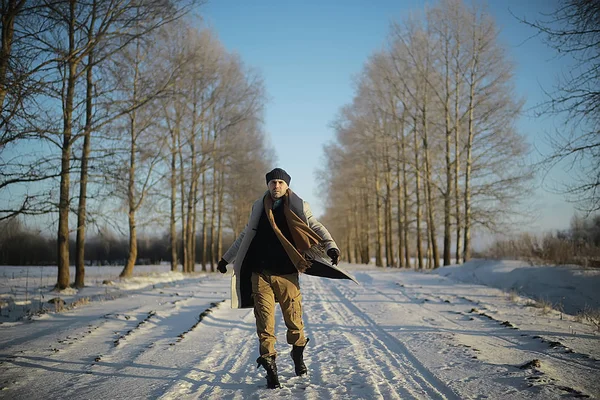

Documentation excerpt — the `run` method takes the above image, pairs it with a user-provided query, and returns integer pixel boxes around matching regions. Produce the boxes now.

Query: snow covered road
[1,265,599,399]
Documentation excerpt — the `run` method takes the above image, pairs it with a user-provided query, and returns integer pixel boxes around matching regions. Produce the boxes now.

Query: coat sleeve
[222,203,255,264]
[303,201,338,251]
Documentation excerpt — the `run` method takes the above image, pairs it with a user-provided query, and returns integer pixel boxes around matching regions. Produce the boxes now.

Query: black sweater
[245,203,297,275]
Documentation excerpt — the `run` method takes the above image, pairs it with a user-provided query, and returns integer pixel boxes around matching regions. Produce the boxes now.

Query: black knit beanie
[265,168,291,186]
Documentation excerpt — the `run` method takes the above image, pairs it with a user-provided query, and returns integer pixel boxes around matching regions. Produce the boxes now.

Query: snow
[435,260,600,315]
[0,260,598,399]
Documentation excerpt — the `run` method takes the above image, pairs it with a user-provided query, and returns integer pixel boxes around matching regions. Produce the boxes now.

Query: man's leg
[273,273,309,376]
[251,272,281,389]
[251,272,277,357]
[272,273,307,347]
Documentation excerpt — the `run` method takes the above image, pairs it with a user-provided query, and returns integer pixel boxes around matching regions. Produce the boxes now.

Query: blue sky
[196,0,574,232]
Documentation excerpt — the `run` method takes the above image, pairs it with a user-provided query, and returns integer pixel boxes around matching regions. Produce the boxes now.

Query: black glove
[217,258,228,274]
[327,248,340,265]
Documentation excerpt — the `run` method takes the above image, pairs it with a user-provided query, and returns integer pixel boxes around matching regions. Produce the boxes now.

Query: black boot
[256,355,281,389]
[291,337,310,376]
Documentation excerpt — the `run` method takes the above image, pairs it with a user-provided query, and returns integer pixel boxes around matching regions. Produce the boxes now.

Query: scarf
[263,189,323,273]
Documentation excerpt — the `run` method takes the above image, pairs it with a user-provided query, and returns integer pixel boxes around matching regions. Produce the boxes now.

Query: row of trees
[0,217,222,266]
[1,1,272,288]
[319,0,532,268]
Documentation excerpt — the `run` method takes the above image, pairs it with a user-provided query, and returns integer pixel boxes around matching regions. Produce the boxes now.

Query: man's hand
[327,248,340,265]
[217,258,228,274]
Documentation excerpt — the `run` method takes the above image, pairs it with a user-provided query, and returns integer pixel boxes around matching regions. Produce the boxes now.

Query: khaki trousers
[251,271,307,357]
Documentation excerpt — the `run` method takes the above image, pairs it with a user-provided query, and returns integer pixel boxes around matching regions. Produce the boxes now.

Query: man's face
[268,179,288,199]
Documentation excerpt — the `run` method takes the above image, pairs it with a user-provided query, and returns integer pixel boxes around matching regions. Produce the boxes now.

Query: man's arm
[303,201,338,251]
[222,228,246,265]
[222,202,256,264]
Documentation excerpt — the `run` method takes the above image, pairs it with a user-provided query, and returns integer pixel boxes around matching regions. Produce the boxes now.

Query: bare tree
[74,0,98,288]
[108,32,174,278]
[520,0,599,213]
[0,0,27,127]
[54,0,81,289]
[0,0,54,152]
[428,0,465,266]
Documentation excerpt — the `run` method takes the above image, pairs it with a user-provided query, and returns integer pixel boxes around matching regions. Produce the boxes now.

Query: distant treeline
[0,218,232,269]
[485,215,600,267]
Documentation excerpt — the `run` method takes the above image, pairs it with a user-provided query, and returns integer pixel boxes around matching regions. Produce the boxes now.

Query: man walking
[217,167,355,389]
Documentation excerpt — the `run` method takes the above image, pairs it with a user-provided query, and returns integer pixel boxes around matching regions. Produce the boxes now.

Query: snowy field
[0,260,599,399]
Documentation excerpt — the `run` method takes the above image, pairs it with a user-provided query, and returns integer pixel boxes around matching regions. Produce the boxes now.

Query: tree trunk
[185,173,194,272]
[395,172,404,268]
[425,182,433,270]
[422,88,439,269]
[374,166,384,267]
[57,0,79,290]
[464,47,479,263]
[75,48,94,288]
[401,116,410,268]
[121,206,137,278]
[395,104,406,268]
[121,111,138,278]
[426,234,432,269]
[345,225,352,263]
[210,168,217,268]
[384,166,394,267]
[170,131,178,272]
[384,189,390,266]
[187,89,201,274]
[201,169,207,271]
[443,48,452,267]
[454,66,462,264]
[178,115,187,272]
[464,76,475,263]
[353,202,361,263]
[413,118,424,269]
[184,119,196,273]
[362,187,371,264]
[185,129,197,273]
[216,166,224,273]
[191,174,198,273]
[0,0,23,113]
[121,38,141,279]
[75,1,97,287]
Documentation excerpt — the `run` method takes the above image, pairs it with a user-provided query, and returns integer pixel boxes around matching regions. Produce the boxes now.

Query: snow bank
[435,259,600,315]
[0,265,208,324]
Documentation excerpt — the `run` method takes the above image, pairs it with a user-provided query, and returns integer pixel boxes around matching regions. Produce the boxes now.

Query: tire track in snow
[305,276,460,400]
[156,306,258,399]
[305,283,409,399]
[0,303,151,398]
[342,273,600,399]
[57,294,221,399]
[385,279,599,372]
